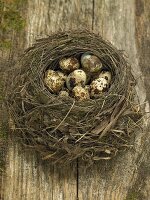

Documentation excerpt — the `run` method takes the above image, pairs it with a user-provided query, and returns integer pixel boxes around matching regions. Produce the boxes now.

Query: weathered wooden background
[1,0,150,199]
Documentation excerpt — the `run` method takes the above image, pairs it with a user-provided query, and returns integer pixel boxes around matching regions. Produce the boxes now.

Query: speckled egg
[72,85,90,101]
[98,71,112,84]
[81,53,103,73]
[44,69,66,93]
[58,90,69,98]
[90,77,108,98]
[59,57,80,73]
[66,69,87,90]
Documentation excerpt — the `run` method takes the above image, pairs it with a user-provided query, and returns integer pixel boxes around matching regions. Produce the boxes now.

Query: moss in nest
[5,30,142,165]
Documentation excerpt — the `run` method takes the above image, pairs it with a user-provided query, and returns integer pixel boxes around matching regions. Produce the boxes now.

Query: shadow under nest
[6,30,142,165]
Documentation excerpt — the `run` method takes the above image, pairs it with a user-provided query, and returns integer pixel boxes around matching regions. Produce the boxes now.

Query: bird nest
[6,30,141,164]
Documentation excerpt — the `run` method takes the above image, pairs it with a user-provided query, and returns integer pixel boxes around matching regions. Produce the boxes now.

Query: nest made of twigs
[5,30,142,164]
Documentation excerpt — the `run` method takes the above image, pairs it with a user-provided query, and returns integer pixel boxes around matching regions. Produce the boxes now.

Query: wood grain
[78,0,150,200]
[26,0,93,47]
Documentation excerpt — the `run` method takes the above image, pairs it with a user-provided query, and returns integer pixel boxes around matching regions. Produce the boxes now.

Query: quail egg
[90,77,109,98]
[66,69,87,90]
[59,57,80,73]
[98,71,112,84]
[81,53,103,73]
[44,69,66,93]
[59,90,69,98]
[72,85,90,101]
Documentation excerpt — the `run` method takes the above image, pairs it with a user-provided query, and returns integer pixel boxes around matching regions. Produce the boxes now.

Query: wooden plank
[3,143,53,200]
[26,0,93,46]
[2,0,93,199]
[78,0,150,199]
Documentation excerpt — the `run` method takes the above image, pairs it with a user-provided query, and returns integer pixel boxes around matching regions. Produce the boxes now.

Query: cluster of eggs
[44,53,112,101]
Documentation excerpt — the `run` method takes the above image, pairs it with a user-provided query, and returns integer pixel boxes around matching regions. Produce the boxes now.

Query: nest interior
[6,30,141,164]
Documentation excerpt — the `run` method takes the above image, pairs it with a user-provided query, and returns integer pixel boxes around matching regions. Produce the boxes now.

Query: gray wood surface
[1,0,150,199]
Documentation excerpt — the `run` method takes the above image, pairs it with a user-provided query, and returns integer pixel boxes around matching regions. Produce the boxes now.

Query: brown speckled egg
[81,53,103,73]
[58,71,67,80]
[44,69,66,93]
[99,71,112,84]
[72,85,90,101]
[90,77,108,98]
[59,57,80,73]
[59,90,69,98]
[66,69,87,90]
